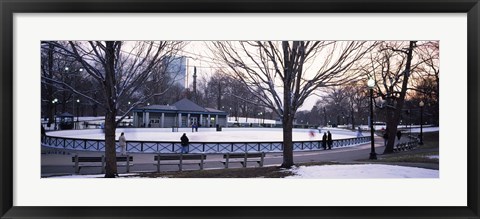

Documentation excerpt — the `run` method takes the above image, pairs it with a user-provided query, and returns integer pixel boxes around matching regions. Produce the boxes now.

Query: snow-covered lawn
[285,164,439,178]
[425,155,439,159]
[46,173,139,178]
[47,128,357,142]
[47,164,438,178]
[408,127,439,133]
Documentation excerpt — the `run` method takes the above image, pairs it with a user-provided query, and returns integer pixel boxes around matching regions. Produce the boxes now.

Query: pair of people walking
[382,130,402,146]
[322,131,333,150]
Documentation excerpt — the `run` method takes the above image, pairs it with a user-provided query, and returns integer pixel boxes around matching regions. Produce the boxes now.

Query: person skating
[356,127,363,137]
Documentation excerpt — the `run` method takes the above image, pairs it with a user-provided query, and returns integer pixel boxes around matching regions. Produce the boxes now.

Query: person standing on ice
[327,131,333,150]
[119,132,127,155]
[322,132,328,150]
[181,133,189,154]
[356,127,363,137]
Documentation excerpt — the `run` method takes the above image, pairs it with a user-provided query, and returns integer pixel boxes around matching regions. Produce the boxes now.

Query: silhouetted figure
[322,132,327,150]
[396,130,402,140]
[41,125,46,143]
[327,131,333,150]
[383,131,389,146]
[356,127,363,137]
[181,133,189,154]
[119,132,127,155]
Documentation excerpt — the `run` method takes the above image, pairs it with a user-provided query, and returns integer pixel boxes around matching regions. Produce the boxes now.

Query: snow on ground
[407,127,439,133]
[47,173,139,178]
[426,155,439,159]
[357,125,438,133]
[285,164,439,178]
[48,164,438,178]
[47,128,357,142]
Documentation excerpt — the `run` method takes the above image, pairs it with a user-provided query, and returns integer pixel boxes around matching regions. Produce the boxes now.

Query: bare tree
[212,41,374,168]
[361,41,438,153]
[42,41,185,177]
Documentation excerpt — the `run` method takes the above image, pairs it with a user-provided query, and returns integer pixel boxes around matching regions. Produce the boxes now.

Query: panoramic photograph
[40,40,439,178]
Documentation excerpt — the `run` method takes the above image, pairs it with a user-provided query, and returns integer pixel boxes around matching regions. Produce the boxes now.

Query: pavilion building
[131,98,228,128]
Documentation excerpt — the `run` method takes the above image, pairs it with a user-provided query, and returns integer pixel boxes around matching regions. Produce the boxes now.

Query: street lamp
[128,101,131,119]
[367,78,377,160]
[76,99,80,123]
[52,98,58,130]
[419,100,425,145]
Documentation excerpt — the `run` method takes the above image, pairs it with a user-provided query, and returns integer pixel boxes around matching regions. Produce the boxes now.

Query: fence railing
[42,135,371,153]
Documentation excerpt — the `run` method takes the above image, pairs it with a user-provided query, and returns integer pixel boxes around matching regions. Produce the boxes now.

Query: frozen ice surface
[47,127,357,142]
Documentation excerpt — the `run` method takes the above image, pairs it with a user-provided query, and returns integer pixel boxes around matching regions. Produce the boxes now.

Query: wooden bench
[154,154,206,172]
[72,155,133,174]
[394,141,419,152]
[222,152,265,168]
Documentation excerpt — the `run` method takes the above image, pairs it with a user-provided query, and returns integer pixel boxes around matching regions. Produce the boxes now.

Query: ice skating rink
[46,127,358,142]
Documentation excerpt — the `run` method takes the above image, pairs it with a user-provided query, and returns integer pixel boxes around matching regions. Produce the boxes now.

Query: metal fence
[42,135,371,153]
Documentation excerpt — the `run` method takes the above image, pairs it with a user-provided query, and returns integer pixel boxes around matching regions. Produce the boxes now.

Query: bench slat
[72,157,103,162]
[72,156,133,162]
[72,155,133,174]
[223,153,263,159]
[155,154,206,172]
[155,154,204,160]
[223,152,265,168]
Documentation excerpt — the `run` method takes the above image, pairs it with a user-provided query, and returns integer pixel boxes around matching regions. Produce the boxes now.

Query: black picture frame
[1,0,479,218]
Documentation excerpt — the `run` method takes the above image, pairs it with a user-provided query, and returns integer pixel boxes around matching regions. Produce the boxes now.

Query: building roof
[133,98,228,115]
[141,105,177,111]
[173,98,207,112]
[205,108,224,113]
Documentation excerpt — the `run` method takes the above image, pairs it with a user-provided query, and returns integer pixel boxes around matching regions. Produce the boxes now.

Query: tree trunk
[323,107,327,126]
[350,108,355,130]
[383,41,416,154]
[281,115,294,168]
[104,112,118,178]
[103,41,118,177]
[217,82,222,109]
[281,42,295,168]
[47,43,54,126]
[384,107,399,153]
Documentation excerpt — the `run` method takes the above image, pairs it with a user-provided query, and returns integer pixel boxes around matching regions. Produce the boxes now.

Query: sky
[179,41,323,111]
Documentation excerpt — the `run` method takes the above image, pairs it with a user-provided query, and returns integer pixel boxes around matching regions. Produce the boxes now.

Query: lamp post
[258,112,262,126]
[76,99,80,122]
[419,100,424,145]
[128,101,131,119]
[52,98,58,130]
[367,78,377,160]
